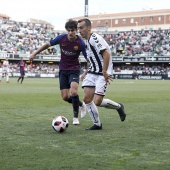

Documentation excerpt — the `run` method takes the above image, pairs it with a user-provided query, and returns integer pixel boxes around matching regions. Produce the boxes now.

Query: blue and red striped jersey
[50,34,87,70]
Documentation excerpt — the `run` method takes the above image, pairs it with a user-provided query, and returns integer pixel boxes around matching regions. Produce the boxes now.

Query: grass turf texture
[0,78,170,170]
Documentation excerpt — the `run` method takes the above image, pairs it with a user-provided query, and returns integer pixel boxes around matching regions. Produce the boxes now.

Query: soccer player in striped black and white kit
[78,18,126,130]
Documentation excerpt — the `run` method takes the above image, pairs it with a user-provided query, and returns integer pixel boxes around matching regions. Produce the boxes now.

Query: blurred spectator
[1,19,170,56]
[0,20,61,55]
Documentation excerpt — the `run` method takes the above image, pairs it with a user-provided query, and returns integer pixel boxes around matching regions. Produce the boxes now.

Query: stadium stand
[0,18,169,79]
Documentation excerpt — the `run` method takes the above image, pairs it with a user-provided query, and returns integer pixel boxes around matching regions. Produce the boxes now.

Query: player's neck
[87,33,92,41]
[68,37,76,42]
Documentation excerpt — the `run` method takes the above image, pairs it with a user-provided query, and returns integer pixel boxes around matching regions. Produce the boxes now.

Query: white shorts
[82,73,108,96]
[2,68,9,74]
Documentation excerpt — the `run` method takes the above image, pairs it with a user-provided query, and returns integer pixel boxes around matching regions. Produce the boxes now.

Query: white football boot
[73,118,80,125]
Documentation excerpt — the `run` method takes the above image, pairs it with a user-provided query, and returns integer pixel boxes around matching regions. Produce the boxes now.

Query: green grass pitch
[0,78,170,170]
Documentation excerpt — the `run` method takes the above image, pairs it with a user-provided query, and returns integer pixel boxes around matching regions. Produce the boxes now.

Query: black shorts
[59,70,80,90]
[20,70,25,75]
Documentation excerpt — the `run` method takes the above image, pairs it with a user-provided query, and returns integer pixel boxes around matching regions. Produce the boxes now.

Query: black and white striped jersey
[85,33,113,75]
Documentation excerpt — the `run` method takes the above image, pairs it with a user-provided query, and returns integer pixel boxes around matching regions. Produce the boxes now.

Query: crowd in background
[106,29,170,57]
[1,20,170,57]
[0,20,170,75]
[0,21,60,55]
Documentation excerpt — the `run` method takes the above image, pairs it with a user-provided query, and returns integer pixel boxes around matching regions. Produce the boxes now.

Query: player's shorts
[59,70,80,90]
[2,68,9,74]
[82,73,108,96]
[20,70,25,75]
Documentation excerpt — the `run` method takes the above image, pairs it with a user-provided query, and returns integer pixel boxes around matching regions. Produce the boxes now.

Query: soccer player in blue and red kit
[29,19,87,125]
[17,57,25,84]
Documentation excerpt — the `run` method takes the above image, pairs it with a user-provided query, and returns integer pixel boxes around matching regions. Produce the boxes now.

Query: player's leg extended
[17,76,21,83]
[60,87,81,125]
[100,98,126,122]
[70,81,80,118]
[94,75,126,121]
[59,70,80,124]
[18,71,22,83]
[84,87,101,128]
[21,74,24,84]
[21,71,25,84]
[60,82,80,119]
[69,71,86,124]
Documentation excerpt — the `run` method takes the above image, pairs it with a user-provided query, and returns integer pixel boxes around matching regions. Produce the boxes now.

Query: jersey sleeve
[80,38,87,59]
[90,33,107,54]
[50,34,66,46]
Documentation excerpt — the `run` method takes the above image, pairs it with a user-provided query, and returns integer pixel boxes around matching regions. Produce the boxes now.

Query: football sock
[85,101,101,126]
[72,95,79,118]
[6,75,9,82]
[66,96,72,103]
[66,96,83,107]
[100,99,121,110]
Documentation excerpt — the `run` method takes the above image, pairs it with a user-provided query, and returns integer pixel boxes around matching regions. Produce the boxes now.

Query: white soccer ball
[52,116,69,133]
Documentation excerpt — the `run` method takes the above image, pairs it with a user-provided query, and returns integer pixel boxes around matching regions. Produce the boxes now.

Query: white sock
[100,99,120,110]
[86,101,101,126]
[6,75,9,81]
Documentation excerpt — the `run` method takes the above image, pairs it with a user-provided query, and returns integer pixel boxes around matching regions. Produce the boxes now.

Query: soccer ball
[52,116,69,133]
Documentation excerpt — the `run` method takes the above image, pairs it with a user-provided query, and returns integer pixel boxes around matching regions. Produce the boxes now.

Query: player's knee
[71,90,78,96]
[94,98,102,106]
[84,98,91,104]
[62,95,69,101]
[94,101,101,106]
[83,95,93,104]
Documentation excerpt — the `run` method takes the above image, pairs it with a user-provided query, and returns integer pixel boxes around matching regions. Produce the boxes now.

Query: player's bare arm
[80,70,88,81]
[80,60,89,81]
[102,50,112,84]
[29,43,51,61]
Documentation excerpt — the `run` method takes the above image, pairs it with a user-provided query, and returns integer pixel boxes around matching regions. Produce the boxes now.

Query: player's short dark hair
[77,18,91,27]
[65,19,78,30]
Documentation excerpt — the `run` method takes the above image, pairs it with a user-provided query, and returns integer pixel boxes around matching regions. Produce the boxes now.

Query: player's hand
[80,72,87,81]
[29,54,35,62]
[103,71,113,85]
